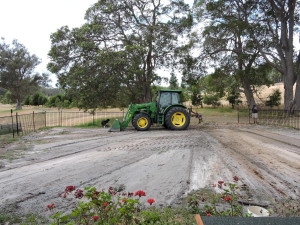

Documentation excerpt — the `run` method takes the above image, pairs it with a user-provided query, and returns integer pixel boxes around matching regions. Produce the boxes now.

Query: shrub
[28,92,48,106]
[186,176,252,217]
[48,186,155,225]
[265,89,281,107]
[203,94,221,107]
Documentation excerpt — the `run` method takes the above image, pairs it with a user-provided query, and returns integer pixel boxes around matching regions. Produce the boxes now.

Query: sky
[0,0,195,87]
[0,0,99,86]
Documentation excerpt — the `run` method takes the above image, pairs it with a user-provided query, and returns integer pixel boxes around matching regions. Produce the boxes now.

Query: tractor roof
[158,89,182,93]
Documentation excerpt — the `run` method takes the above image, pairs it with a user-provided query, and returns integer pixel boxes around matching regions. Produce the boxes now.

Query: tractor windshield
[159,92,180,108]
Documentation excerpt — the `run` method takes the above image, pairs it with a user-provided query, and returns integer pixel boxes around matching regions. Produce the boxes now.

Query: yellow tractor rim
[171,112,186,127]
[137,117,148,128]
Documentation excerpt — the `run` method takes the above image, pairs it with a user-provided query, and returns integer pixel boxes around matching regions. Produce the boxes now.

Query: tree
[169,72,179,89]
[0,39,45,109]
[48,0,191,109]
[243,0,300,110]
[30,92,48,106]
[203,94,221,107]
[265,89,281,108]
[226,90,242,109]
[194,0,268,108]
[191,87,203,107]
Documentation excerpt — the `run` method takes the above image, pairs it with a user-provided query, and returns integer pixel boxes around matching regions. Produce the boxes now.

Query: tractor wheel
[132,113,151,131]
[165,107,190,130]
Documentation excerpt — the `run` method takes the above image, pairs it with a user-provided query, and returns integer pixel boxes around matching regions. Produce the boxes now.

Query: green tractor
[109,89,191,132]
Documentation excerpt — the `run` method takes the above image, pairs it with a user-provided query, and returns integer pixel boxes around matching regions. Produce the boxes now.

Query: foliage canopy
[48,0,191,110]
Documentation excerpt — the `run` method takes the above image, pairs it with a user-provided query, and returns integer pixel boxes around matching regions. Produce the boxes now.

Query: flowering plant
[48,186,156,225]
[187,176,251,217]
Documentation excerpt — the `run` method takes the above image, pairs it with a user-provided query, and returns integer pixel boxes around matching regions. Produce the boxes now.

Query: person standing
[252,105,258,124]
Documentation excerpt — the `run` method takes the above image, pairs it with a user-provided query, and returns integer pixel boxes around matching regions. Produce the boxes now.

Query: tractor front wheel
[132,113,151,131]
[165,107,190,130]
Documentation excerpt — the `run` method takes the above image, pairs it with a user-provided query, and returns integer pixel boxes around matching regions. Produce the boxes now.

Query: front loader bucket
[109,119,121,132]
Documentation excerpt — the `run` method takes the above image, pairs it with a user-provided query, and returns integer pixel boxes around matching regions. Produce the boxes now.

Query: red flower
[218,181,224,189]
[224,196,232,201]
[207,213,211,216]
[75,189,84,199]
[93,190,100,195]
[134,190,146,197]
[233,176,239,182]
[93,215,99,221]
[147,199,155,205]
[47,203,55,210]
[122,199,127,203]
[65,186,76,192]
[103,202,108,207]
[211,184,216,188]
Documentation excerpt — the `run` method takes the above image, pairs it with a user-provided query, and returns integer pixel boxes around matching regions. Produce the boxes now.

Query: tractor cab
[157,90,182,112]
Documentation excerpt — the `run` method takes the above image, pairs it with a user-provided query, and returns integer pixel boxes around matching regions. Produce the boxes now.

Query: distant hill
[221,82,294,107]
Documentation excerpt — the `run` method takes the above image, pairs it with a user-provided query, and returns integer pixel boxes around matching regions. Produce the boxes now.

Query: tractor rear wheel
[132,113,151,131]
[165,107,190,130]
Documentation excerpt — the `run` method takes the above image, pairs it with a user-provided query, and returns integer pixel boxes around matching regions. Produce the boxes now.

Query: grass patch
[0,213,22,224]
[0,134,19,148]
[0,149,25,161]
[0,135,29,161]
[37,126,56,131]
[194,107,237,117]
[0,213,48,225]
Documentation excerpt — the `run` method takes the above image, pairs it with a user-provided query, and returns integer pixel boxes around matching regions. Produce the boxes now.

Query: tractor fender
[162,104,187,115]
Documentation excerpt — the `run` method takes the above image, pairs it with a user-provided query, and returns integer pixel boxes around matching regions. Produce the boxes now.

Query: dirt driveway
[0,122,299,216]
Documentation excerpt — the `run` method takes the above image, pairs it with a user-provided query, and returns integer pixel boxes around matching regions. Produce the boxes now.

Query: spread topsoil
[0,122,299,217]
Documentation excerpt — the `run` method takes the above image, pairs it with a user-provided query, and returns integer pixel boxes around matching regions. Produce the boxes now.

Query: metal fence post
[60,110,63,126]
[248,108,251,124]
[45,111,47,128]
[11,109,14,138]
[92,111,95,125]
[16,113,19,136]
[33,111,36,132]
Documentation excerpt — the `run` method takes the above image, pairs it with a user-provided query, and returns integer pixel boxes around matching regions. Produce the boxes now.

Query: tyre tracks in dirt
[0,128,206,215]
[0,125,299,216]
[204,125,300,204]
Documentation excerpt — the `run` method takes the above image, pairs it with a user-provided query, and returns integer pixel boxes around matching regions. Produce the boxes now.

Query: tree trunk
[142,83,152,103]
[241,79,256,108]
[294,73,300,110]
[16,99,22,110]
[283,66,295,110]
[295,50,300,110]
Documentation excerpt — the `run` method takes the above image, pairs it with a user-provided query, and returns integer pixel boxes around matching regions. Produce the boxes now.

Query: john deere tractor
[110,90,191,132]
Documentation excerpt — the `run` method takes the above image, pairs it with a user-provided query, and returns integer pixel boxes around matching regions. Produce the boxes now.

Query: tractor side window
[159,92,172,108]
[171,93,180,104]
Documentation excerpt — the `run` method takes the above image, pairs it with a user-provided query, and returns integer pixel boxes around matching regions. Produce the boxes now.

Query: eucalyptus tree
[193,0,267,107]
[242,0,300,110]
[48,0,191,109]
[0,39,44,110]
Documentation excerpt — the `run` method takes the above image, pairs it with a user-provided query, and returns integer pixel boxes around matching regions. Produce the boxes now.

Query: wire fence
[45,111,125,127]
[236,109,300,129]
[0,109,299,137]
[0,110,125,137]
[254,109,300,128]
